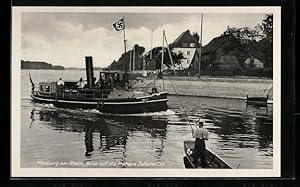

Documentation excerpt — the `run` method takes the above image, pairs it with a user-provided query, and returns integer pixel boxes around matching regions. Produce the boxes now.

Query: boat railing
[55,88,113,99]
[136,85,163,93]
[133,78,164,93]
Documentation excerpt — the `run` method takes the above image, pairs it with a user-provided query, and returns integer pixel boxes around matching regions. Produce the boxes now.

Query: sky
[21,12,267,68]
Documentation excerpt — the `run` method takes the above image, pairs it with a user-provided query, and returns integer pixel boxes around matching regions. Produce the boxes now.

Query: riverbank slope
[133,76,273,100]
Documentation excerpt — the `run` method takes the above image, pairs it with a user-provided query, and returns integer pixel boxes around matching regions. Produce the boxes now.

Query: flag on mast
[113,18,125,31]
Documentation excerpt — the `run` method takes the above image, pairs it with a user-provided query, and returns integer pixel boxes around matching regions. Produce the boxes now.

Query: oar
[236,163,240,169]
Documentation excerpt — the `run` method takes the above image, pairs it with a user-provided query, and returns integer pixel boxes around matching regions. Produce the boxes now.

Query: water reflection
[25,95,273,168]
[30,108,168,161]
[197,105,272,151]
[170,101,272,152]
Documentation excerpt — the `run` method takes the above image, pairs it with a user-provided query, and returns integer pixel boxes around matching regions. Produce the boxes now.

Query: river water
[20,70,273,169]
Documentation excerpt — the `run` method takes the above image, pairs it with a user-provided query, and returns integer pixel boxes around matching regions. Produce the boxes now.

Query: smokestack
[85,56,94,88]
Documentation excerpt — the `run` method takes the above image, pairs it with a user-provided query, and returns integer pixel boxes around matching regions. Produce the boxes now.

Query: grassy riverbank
[133,76,273,100]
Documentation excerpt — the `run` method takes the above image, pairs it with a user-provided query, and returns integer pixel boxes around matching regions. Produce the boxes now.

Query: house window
[182,43,188,47]
[178,50,182,54]
[187,51,190,55]
[190,43,196,47]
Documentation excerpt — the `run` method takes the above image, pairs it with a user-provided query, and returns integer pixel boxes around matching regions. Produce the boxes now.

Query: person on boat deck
[77,78,86,89]
[152,87,158,93]
[93,77,96,84]
[57,78,65,90]
[109,74,114,88]
[192,121,209,168]
[94,77,100,88]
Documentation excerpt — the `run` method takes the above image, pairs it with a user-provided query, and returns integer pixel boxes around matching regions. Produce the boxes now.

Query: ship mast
[122,16,128,85]
[198,13,203,78]
[163,31,175,74]
[161,31,165,75]
[150,29,153,60]
[161,30,176,89]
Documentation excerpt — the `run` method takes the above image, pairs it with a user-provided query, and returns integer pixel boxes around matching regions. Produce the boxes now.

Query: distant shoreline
[21,68,65,70]
[21,67,104,70]
[21,60,65,70]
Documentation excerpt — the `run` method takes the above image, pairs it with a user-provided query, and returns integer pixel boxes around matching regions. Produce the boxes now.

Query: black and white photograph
[11,7,281,177]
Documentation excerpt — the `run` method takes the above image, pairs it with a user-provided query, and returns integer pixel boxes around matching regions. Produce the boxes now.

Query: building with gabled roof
[189,34,243,72]
[201,35,229,54]
[170,29,201,69]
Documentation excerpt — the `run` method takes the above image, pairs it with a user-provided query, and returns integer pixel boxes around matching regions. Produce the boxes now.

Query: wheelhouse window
[187,51,190,55]
[182,43,188,47]
[190,43,196,47]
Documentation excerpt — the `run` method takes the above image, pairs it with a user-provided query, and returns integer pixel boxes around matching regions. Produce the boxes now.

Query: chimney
[85,56,94,88]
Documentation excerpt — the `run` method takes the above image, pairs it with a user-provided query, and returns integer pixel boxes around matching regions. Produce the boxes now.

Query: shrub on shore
[181,67,273,78]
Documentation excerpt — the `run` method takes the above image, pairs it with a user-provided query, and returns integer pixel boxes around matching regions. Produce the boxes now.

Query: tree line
[222,14,273,69]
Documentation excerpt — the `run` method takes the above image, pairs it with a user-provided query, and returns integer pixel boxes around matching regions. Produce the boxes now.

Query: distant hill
[21,60,64,70]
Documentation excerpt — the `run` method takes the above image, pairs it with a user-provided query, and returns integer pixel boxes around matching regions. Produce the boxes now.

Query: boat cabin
[36,71,128,99]
[98,71,127,89]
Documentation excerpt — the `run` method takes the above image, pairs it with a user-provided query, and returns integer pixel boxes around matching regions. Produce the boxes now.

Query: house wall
[212,43,240,70]
[173,47,196,69]
[189,50,202,70]
[218,55,239,70]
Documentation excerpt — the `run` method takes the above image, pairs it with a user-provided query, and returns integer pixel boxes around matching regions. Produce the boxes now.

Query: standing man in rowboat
[192,121,209,168]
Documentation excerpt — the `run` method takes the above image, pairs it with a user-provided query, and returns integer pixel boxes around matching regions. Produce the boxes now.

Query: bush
[187,67,272,78]
[240,67,272,77]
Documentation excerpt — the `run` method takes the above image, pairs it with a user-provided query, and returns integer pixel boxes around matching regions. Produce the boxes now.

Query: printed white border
[11,6,281,177]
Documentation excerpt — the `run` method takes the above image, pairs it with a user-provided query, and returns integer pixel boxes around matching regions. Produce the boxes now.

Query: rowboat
[246,95,269,107]
[183,140,232,169]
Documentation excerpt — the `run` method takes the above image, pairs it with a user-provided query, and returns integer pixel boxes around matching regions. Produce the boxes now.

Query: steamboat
[30,56,168,114]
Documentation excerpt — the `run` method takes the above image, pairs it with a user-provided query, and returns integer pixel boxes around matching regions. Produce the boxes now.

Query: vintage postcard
[11,6,281,177]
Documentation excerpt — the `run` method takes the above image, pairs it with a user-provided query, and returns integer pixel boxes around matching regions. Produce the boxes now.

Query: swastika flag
[113,18,125,31]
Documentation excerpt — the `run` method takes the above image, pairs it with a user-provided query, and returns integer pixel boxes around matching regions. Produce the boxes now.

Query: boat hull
[31,92,168,114]
[246,95,269,107]
[183,140,232,169]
